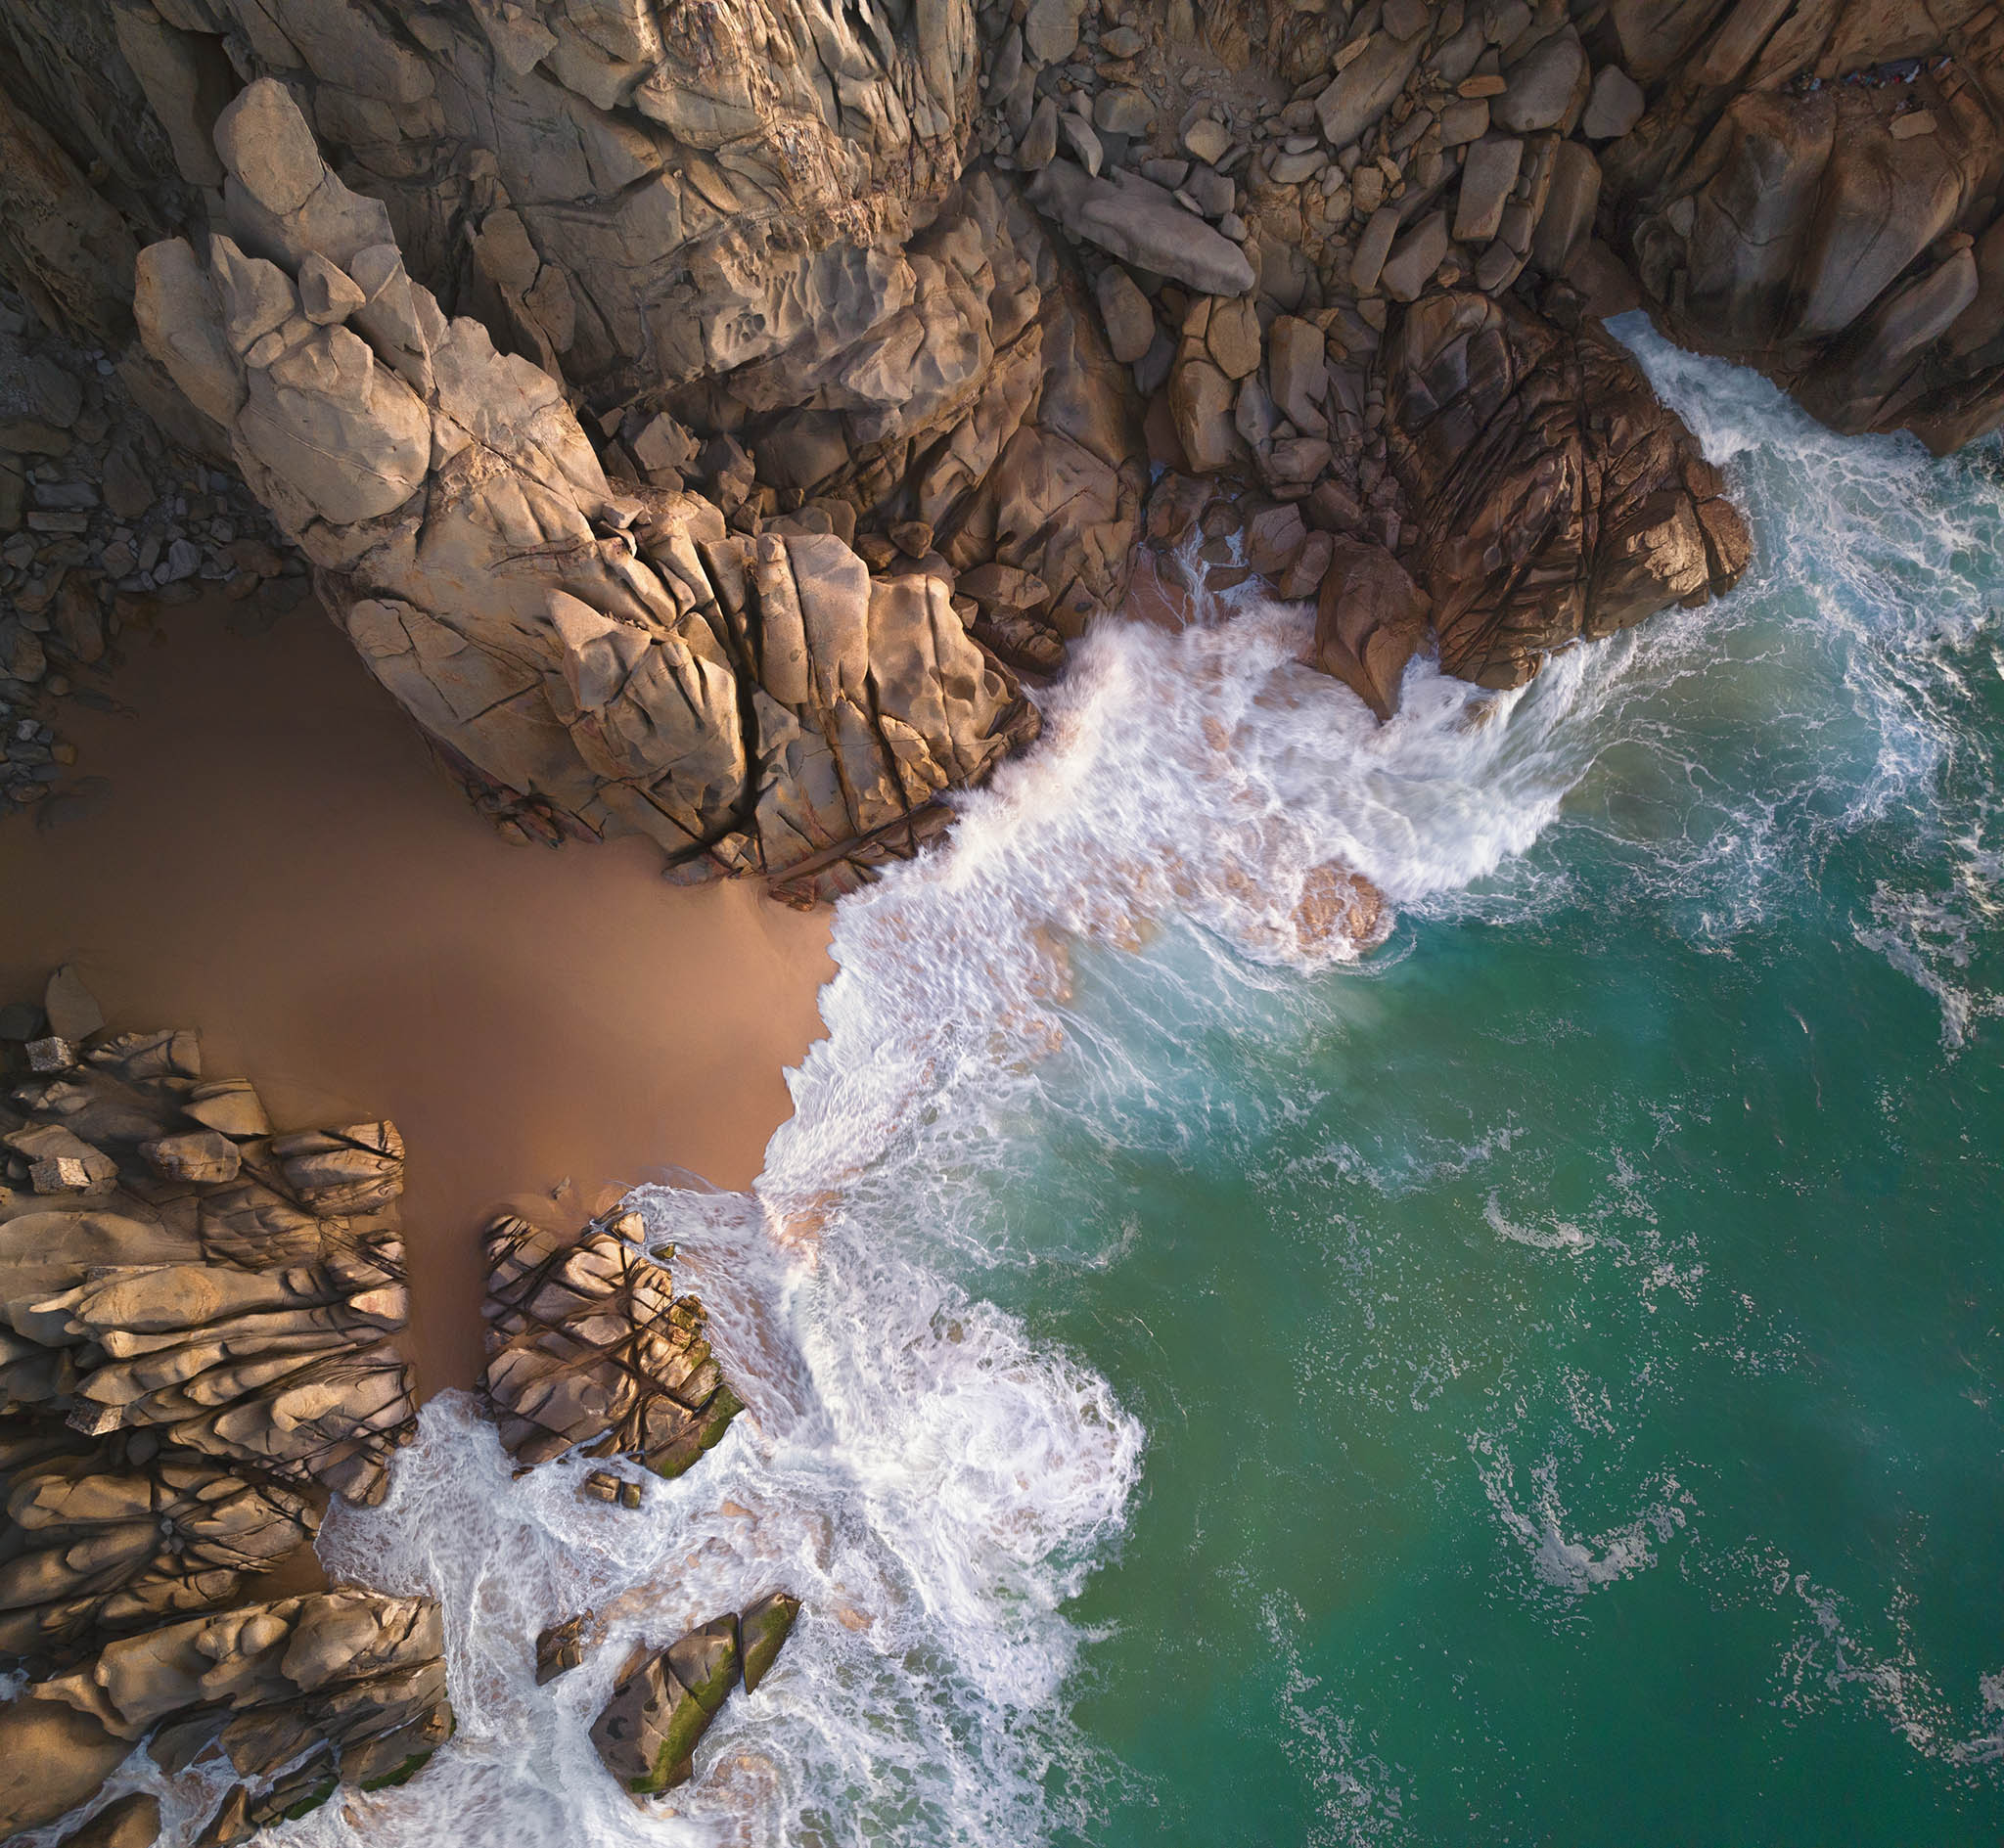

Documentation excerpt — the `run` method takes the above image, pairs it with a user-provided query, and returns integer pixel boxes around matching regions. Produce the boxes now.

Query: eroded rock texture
[0,0,1159,892]
[0,1588,452,1840]
[481,1207,743,1477]
[0,0,1766,819]
[0,970,446,1843]
[588,1592,799,1794]
[1599,0,2004,450]
[1385,288,1750,688]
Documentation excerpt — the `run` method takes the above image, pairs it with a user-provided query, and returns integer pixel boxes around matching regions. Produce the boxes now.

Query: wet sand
[0,596,835,1396]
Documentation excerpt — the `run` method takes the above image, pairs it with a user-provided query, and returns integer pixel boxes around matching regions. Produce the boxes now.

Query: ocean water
[247,320,2004,1846]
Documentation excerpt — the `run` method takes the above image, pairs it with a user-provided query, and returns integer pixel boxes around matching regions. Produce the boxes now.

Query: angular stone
[1380,212,1450,302]
[1454,136,1524,246]
[1317,30,1429,150]
[1439,98,1490,146]
[1206,295,1263,380]
[1266,316,1329,432]
[1024,0,1083,63]
[1581,65,1645,140]
[184,1081,272,1140]
[1530,143,1601,274]
[1029,164,1256,296]
[1494,28,1587,134]
[1094,267,1157,366]
[1168,353,1239,473]
[1095,87,1155,137]
[1312,537,1432,720]
[214,80,326,218]
[1019,95,1059,169]
[1350,206,1402,294]
[139,1130,243,1186]
[297,253,367,327]
[1183,118,1232,165]
[44,965,105,1044]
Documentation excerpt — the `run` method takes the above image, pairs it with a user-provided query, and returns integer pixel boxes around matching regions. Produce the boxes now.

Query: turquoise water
[1000,336,2004,1842]
[312,326,2004,1848]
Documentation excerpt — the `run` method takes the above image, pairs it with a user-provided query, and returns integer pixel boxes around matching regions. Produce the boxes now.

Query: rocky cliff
[7,0,1913,889]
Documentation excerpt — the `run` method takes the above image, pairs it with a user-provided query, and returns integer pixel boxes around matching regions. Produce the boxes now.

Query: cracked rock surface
[481,1207,743,1479]
[0,968,447,1844]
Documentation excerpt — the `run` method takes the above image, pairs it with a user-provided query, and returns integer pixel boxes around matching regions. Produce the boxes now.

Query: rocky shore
[1,0,1997,896]
[0,971,794,1841]
[6,0,2004,1832]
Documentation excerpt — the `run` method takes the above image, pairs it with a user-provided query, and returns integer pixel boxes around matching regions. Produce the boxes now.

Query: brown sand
[0,596,835,1396]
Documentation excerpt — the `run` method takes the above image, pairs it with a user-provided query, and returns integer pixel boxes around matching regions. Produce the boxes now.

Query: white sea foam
[88,327,2004,1846]
[279,602,1624,1848]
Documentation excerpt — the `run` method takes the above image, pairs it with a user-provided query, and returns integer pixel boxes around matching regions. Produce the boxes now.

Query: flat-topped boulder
[1028,161,1255,297]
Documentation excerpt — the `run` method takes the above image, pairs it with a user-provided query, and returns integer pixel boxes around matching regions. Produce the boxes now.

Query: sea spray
[296,609,1627,1848]
[292,323,2004,1845]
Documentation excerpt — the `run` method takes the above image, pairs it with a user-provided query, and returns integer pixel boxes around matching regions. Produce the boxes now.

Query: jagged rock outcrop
[481,1207,743,1476]
[1597,0,2004,451]
[1384,287,1750,688]
[0,0,1155,892]
[1312,535,1431,721]
[0,1588,452,1840]
[589,1592,798,1796]
[1,973,418,1554]
[0,970,447,1843]
[983,0,1756,708]
[131,80,1063,890]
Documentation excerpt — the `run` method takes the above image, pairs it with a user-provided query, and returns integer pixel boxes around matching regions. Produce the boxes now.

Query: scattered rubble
[0,285,307,821]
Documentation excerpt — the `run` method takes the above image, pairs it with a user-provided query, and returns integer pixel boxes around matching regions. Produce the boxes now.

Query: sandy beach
[0,595,835,1396]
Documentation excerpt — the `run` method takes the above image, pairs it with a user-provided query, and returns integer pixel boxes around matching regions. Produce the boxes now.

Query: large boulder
[587,1597,797,1796]
[1311,538,1432,721]
[1602,3,2004,449]
[0,1590,452,1840]
[1383,290,1750,688]
[130,84,1059,890]
[481,1209,743,1478]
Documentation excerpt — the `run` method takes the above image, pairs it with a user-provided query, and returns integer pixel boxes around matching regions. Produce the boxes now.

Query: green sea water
[993,332,2004,1843]
[311,324,2004,1848]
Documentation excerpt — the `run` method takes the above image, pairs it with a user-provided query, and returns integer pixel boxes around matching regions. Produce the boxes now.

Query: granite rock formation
[487,1212,802,1801]
[0,969,447,1843]
[587,1592,799,1795]
[481,1207,744,1478]
[1385,286,1749,687]
[0,0,1773,808]
[0,1588,452,1840]
[1597,1,2004,452]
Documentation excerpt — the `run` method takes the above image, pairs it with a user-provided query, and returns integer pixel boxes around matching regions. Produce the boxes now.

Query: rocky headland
[7,0,2004,1833]
[3,0,1999,897]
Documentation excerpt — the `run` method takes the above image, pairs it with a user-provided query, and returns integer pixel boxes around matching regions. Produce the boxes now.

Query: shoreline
[0,592,835,1396]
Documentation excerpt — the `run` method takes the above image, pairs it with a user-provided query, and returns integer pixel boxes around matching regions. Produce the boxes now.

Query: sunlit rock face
[0,972,448,1846]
